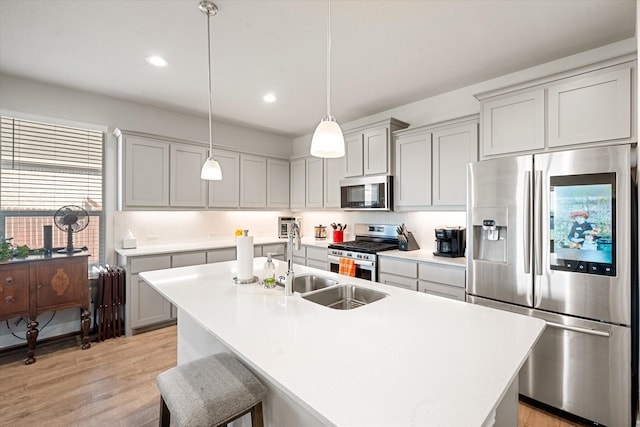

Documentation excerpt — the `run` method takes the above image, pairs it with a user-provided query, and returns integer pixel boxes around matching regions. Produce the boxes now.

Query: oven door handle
[327,255,375,268]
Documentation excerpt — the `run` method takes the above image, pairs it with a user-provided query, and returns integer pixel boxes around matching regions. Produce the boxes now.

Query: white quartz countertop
[115,236,285,257]
[140,259,544,427]
[378,249,467,267]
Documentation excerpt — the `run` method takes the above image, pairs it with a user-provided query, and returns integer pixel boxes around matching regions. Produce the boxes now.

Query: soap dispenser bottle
[263,253,276,288]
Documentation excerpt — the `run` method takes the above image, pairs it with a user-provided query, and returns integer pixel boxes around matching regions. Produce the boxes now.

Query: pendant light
[310,0,345,158]
[200,0,222,180]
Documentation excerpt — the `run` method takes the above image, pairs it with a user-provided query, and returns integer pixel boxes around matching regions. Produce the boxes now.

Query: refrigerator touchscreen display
[549,173,616,276]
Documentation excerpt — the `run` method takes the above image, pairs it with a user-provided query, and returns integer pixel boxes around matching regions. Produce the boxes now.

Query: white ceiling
[0,0,636,138]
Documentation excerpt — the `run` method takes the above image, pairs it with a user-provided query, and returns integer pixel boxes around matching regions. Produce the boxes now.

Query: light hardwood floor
[0,326,587,426]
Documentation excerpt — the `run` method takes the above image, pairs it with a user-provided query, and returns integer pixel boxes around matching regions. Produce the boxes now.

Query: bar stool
[156,353,267,427]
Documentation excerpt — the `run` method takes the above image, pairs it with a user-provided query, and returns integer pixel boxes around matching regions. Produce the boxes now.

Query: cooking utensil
[331,223,337,230]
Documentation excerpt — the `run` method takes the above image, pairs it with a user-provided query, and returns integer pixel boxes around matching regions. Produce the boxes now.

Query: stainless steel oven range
[327,224,398,282]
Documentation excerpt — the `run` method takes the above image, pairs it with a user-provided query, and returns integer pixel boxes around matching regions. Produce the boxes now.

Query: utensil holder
[399,232,420,251]
[332,230,344,243]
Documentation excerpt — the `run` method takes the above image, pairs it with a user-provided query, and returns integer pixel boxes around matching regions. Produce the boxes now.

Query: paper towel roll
[236,235,254,281]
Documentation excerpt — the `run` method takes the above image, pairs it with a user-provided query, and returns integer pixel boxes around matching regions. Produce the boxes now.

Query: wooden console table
[0,253,91,364]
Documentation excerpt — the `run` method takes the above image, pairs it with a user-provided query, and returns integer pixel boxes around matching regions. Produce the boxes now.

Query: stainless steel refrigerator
[467,144,637,426]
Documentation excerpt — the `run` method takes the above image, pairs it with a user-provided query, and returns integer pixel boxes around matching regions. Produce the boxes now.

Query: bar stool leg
[159,396,170,427]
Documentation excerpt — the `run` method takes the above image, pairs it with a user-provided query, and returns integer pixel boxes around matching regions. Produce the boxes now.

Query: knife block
[399,232,420,251]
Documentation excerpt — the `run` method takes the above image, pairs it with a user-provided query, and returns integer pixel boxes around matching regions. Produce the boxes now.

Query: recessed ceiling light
[263,93,276,103]
[146,55,169,67]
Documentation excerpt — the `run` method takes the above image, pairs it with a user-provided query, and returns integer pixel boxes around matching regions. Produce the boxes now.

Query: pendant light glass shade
[200,0,222,180]
[310,116,345,158]
[311,0,344,158]
[200,156,222,180]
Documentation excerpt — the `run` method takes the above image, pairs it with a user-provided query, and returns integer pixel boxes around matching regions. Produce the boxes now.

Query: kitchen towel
[236,235,254,281]
[339,258,356,277]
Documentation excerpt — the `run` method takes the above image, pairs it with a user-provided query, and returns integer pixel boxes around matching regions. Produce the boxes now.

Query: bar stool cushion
[157,353,267,426]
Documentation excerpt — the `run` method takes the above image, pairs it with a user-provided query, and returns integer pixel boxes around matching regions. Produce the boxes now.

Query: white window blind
[1,116,103,210]
[0,116,104,264]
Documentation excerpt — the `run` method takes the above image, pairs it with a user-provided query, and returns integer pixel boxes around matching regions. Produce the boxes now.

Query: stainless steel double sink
[277,274,388,310]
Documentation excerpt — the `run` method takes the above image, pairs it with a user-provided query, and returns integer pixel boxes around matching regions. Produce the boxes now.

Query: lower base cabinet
[379,256,466,300]
[417,263,466,301]
[129,255,172,331]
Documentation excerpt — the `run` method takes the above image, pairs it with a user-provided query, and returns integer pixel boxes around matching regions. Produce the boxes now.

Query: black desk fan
[54,205,89,254]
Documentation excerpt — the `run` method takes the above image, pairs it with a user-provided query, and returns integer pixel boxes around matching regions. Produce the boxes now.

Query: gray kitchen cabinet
[477,57,635,159]
[240,154,267,208]
[343,118,410,178]
[172,251,207,268]
[378,257,418,291]
[170,143,207,208]
[394,115,478,210]
[267,158,290,209]
[418,262,466,301]
[480,89,545,157]
[259,243,286,261]
[207,247,236,263]
[128,255,172,330]
[305,156,324,208]
[394,130,432,209]
[323,156,345,209]
[344,133,364,177]
[118,131,170,209]
[292,245,306,266]
[548,65,632,147]
[431,118,478,206]
[305,246,328,270]
[290,158,306,209]
[208,150,240,208]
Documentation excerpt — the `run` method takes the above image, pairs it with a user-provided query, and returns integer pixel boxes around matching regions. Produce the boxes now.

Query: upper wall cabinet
[394,115,478,210]
[290,158,306,210]
[431,120,478,206]
[170,143,208,208]
[120,133,170,208]
[240,154,267,208]
[267,158,290,209]
[343,118,409,177]
[547,67,632,147]
[115,129,290,211]
[305,156,324,208]
[476,57,635,159]
[208,149,240,208]
[480,89,544,157]
[323,155,345,209]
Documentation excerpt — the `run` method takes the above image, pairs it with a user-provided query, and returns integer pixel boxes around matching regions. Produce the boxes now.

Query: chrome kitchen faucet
[284,223,301,296]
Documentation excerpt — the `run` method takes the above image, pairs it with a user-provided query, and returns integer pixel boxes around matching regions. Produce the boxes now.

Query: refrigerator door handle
[534,170,543,276]
[545,321,611,338]
[523,171,531,274]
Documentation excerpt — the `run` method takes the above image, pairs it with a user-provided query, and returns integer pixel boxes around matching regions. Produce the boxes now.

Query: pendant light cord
[206,11,213,156]
[326,0,332,118]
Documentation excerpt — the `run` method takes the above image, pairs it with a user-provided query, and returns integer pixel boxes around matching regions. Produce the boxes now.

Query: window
[0,116,104,266]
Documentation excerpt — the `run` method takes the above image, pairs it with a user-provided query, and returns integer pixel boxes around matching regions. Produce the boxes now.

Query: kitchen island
[140,258,545,427]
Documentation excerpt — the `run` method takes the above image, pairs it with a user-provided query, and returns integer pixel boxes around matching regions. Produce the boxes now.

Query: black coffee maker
[434,226,466,257]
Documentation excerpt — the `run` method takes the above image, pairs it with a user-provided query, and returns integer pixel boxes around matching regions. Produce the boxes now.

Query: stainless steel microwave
[340,176,393,211]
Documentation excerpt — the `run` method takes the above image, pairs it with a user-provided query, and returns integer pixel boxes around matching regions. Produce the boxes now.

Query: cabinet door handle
[5,277,14,285]
[5,296,15,304]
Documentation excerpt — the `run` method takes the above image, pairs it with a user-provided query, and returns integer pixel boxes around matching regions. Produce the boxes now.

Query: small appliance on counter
[278,216,300,238]
[434,226,466,257]
[314,225,327,240]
